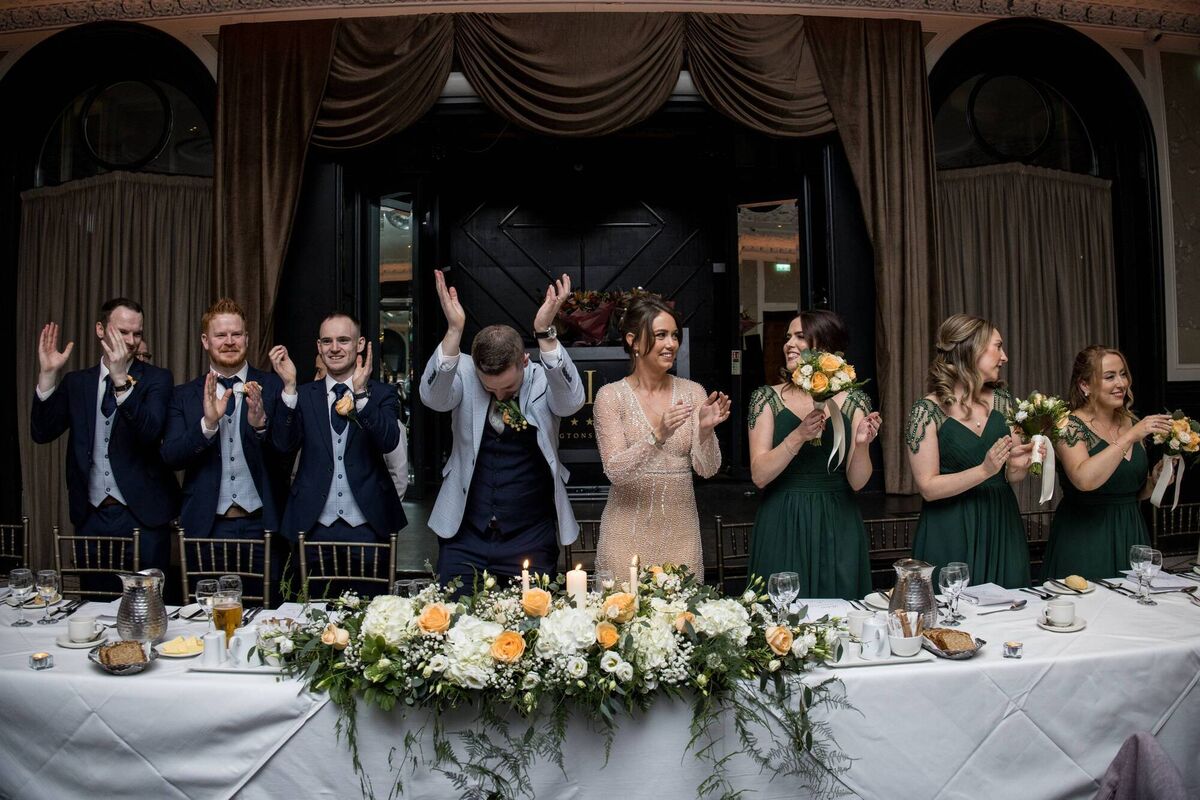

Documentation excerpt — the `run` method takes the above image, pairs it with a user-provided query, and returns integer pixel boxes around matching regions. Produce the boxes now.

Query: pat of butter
[161,635,204,655]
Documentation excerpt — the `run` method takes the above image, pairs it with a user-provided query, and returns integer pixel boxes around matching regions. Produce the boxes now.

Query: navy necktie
[100,375,116,418]
[217,375,241,418]
[330,384,349,435]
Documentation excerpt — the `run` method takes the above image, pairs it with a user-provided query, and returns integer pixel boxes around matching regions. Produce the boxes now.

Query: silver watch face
[539,326,557,339]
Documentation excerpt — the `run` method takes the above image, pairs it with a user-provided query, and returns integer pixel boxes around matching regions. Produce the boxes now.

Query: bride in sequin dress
[593,296,731,578]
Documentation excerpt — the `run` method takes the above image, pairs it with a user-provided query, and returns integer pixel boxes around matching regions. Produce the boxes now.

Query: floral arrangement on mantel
[556,287,674,345]
[263,564,853,800]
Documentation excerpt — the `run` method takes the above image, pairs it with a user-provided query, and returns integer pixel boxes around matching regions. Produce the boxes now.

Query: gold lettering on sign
[584,369,597,406]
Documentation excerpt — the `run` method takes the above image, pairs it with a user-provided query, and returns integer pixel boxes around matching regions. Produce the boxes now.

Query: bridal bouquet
[1153,410,1200,460]
[790,350,869,455]
[265,566,851,800]
[1006,391,1070,476]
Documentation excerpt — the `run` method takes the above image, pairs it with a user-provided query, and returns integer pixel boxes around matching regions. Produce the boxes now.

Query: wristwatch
[647,432,663,448]
[535,326,557,341]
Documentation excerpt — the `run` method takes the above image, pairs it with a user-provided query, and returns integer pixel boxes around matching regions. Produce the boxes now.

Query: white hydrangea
[442,614,502,690]
[627,616,678,672]
[693,599,752,646]
[565,655,588,678]
[535,607,597,657]
[360,595,416,647]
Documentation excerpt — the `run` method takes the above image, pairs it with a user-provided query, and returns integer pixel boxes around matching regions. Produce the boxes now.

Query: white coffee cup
[860,616,892,660]
[227,627,261,666]
[67,615,103,642]
[1042,599,1075,627]
[847,609,873,640]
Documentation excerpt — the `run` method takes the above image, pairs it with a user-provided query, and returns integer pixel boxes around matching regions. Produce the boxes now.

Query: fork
[1019,587,1052,600]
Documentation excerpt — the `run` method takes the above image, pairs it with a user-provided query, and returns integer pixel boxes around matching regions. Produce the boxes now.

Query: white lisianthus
[800,364,813,377]
[1181,431,1193,445]
[823,627,840,649]
[768,659,782,672]
[694,599,753,646]
[1015,410,1028,422]
[615,661,634,682]
[565,655,588,678]
[277,637,295,655]
[340,592,361,609]
[600,651,623,673]
[535,607,597,657]
[376,657,392,669]
[443,614,503,690]
[522,672,541,689]
[361,595,416,647]
[834,370,850,384]
[1170,439,1181,450]
[742,590,757,604]
[627,617,679,672]
[428,654,449,672]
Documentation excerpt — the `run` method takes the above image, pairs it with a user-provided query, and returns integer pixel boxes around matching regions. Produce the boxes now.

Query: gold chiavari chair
[0,517,30,571]
[1152,501,1200,560]
[561,519,601,574]
[179,529,274,607]
[714,514,754,595]
[864,515,920,587]
[298,532,397,601]
[54,526,140,600]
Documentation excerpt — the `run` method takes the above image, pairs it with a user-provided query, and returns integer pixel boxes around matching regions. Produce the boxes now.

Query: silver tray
[88,641,157,675]
[922,633,986,660]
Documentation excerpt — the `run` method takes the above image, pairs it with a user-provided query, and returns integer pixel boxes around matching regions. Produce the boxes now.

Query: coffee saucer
[56,632,108,649]
[1037,617,1087,633]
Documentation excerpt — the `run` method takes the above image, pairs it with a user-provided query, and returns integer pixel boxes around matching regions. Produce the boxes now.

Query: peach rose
[417,602,451,634]
[521,588,552,618]
[810,372,830,394]
[596,621,620,649]
[320,623,350,650]
[844,364,856,381]
[818,353,841,373]
[765,625,793,656]
[673,611,696,633]
[333,392,355,417]
[490,630,526,663]
[602,592,637,624]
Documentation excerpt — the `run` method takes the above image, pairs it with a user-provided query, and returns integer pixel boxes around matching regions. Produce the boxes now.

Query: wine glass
[767,572,800,624]
[1129,545,1152,605]
[35,570,60,625]
[218,574,243,596]
[393,579,413,597]
[946,562,970,622]
[937,569,959,626]
[9,568,33,627]
[195,579,219,631]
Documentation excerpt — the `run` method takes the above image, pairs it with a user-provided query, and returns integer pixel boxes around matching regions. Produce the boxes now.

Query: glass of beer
[211,590,243,645]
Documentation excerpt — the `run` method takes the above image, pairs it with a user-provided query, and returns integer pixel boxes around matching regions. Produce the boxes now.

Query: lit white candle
[521,560,530,593]
[566,564,587,608]
[630,555,640,593]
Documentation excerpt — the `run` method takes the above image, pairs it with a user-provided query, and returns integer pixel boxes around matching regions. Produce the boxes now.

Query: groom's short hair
[472,325,525,375]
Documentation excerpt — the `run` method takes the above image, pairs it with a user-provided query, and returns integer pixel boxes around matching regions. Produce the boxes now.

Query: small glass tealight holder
[1003,641,1023,659]
[29,651,54,670]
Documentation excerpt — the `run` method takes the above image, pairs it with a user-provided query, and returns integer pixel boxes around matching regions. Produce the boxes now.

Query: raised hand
[244,381,266,429]
[1129,414,1172,442]
[697,391,731,432]
[654,399,692,445]
[534,273,572,333]
[269,345,297,394]
[435,270,466,333]
[983,435,1015,475]
[38,322,75,392]
[352,341,373,394]
[795,408,827,441]
[855,411,882,445]
[202,372,231,429]
[100,323,134,385]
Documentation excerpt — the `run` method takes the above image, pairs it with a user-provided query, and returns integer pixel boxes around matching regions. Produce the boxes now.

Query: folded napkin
[796,599,853,621]
[1111,575,1193,594]
[959,583,1025,606]
[1119,570,1195,590]
[0,586,10,600]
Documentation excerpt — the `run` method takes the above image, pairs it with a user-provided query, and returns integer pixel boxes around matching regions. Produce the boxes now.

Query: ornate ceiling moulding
[0,0,1197,35]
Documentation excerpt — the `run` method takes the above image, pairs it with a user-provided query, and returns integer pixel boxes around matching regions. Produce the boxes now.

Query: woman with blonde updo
[1040,346,1174,580]
[906,314,1038,588]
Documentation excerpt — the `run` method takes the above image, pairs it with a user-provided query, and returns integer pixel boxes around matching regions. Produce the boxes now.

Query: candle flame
[575,564,582,571]
[522,559,529,569]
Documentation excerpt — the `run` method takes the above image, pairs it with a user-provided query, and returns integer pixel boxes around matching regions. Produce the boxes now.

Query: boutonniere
[495,399,529,431]
[334,391,363,428]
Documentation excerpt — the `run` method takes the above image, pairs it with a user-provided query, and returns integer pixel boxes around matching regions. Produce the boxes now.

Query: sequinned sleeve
[842,388,873,420]
[747,386,783,430]
[993,387,1015,418]
[690,382,722,479]
[592,383,658,487]
[905,399,944,454]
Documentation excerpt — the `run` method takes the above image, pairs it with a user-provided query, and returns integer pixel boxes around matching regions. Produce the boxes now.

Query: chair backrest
[54,526,140,600]
[0,517,30,571]
[864,515,920,587]
[714,515,754,595]
[561,520,600,573]
[179,529,273,606]
[299,533,397,600]
[1152,501,1200,558]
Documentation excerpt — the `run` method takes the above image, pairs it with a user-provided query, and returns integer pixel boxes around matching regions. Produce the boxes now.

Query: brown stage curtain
[17,173,212,568]
[454,13,684,137]
[685,14,835,137]
[313,15,454,149]
[808,17,938,495]
[214,19,338,365]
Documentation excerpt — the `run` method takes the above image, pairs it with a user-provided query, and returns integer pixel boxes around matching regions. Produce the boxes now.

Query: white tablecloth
[1,589,1198,799]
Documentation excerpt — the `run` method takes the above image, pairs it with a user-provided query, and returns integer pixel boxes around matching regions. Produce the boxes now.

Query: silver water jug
[117,569,167,643]
[888,559,938,631]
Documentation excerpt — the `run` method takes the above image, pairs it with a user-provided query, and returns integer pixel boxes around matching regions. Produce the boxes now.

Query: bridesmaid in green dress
[1041,346,1174,581]
[747,310,882,599]
[907,314,1040,589]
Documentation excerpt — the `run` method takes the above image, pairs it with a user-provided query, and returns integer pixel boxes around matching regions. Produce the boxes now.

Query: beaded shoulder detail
[905,398,946,454]
[747,385,784,430]
[1059,415,1100,449]
[992,387,1015,417]
[841,388,873,420]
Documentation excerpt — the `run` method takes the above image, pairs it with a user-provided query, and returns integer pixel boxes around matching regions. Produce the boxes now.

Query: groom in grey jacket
[420,270,584,592]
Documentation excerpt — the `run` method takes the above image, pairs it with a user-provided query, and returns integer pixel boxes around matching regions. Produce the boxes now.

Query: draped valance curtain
[214,12,936,493]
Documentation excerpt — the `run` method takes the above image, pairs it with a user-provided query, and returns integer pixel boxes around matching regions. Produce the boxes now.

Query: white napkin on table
[959,583,1025,606]
[1113,572,1196,594]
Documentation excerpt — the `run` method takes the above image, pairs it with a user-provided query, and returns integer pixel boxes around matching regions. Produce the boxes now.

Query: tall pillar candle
[566,564,587,607]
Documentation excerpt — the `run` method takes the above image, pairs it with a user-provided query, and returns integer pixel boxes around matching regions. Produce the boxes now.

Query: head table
[0,586,1197,800]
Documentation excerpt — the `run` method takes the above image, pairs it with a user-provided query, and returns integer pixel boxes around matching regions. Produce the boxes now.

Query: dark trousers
[183,516,282,607]
[76,503,170,596]
[304,520,387,600]
[437,516,559,598]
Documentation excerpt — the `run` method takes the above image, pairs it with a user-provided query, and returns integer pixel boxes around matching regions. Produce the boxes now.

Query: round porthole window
[79,80,173,170]
[967,74,1053,162]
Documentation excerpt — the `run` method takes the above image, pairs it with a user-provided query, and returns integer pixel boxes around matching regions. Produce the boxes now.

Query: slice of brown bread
[924,628,976,652]
[100,640,148,667]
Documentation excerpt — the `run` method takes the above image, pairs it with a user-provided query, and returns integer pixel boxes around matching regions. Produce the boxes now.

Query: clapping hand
[244,381,266,429]
[1007,440,1039,470]
[534,273,572,333]
[37,322,74,392]
[435,270,466,333]
[99,324,134,386]
[202,372,231,429]
[697,391,731,432]
[654,400,692,445]
[983,435,1015,475]
[352,342,373,394]
[855,411,882,445]
[268,345,297,394]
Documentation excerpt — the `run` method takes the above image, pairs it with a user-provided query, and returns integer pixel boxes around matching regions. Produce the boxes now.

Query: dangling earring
[634,350,640,357]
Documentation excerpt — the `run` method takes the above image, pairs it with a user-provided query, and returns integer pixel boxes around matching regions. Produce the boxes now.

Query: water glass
[393,579,414,597]
[35,570,60,625]
[595,570,615,592]
[767,572,800,623]
[946,562,970,622]
[195,579,219,631]
[9,568,33,627]
[218,574,243,598]
[1129,545,1160,606]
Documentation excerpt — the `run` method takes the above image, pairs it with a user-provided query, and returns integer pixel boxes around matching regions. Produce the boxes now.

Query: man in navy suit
[31,298,179,584]
[161,298,288,602]
[269,312,407,597]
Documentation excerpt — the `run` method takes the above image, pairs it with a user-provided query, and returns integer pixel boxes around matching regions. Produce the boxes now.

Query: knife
[56,600,85,619]
[242,606,263,624]
[1048,579,1084,595]
[1096,579,1135,597]
[48,599,82,618]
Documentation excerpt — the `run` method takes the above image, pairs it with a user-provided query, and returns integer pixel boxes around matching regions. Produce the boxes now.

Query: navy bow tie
[217,375,241,417]
[330,383,350,435]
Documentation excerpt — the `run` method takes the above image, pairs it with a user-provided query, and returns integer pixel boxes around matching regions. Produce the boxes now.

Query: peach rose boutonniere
[602,592,637,624]
[765,625,793,657]
[595,621,620,649]
[491,630,526,663]
[521,588,552,618]
[320,623,351,650]
[417,602,452,634]
[333,389,362,429]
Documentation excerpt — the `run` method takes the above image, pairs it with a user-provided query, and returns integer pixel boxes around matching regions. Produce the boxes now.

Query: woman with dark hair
[593,295,731,577]
[745,310,881,598]
[1040,346,1173,580]
[907,314,1038,588]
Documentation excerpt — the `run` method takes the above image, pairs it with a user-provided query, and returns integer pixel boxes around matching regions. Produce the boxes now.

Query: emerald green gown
[1040,415,1149,581]
[908,389,1031,589]
[747,387,873,599]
